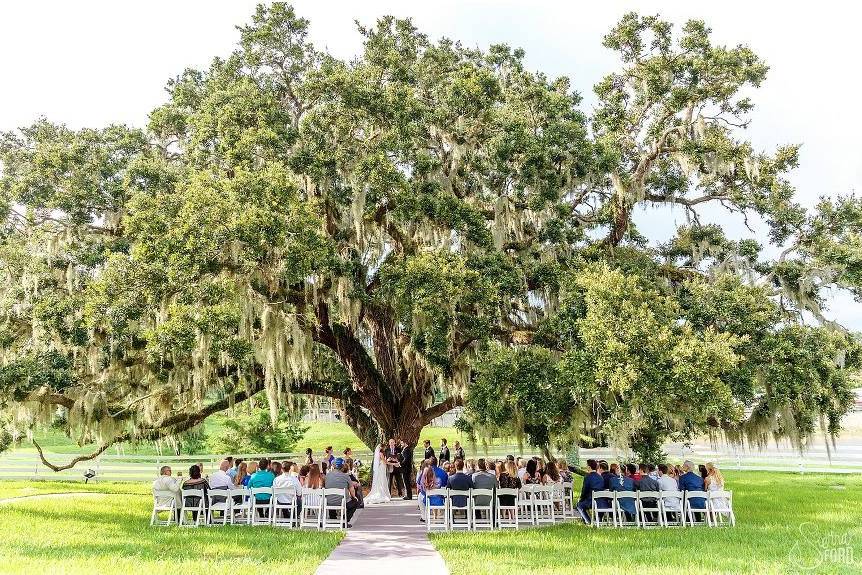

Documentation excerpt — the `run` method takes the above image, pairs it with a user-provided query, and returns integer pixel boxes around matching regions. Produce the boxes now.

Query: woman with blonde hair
[233,461,248,486]
[497,460,521,508]
[705,462,725,489]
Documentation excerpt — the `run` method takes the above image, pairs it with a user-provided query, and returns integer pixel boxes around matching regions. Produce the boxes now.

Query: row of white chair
[589,489,736,528]
[424,483,577,531]
[151,486,350,530]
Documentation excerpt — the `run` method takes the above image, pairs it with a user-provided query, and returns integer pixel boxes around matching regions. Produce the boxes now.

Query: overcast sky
[2,1,860,328]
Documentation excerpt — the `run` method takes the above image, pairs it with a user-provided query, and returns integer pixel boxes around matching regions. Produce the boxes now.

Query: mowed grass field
[0,481,342,575]
[0,472,859,574]
[431,471,862,575]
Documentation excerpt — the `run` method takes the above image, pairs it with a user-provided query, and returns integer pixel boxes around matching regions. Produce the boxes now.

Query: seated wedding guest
[536,457,545,477]
[498,460,522,507]
[430,455,448,489]
[608,463,620,481]
[447,458,474,511]
[305,463,324,490]
[634,464,648,488]
[576,459,606,524]
[705,462,729,514]
[699,464,708,482]
[557,459,573,483]
[609,466,636,520]
[229,458,243,480]
[248,458,275,503]
[443,461,454,476]
[624,463,638,488]
[423,440,435,461]
[637,464,660,520]
[325,459,358,526]
[209,459,233,504]
[224,457,235,480]
[152,465,182,514]
[599,461,612,488]
[243,461,258,486]
[298,464,311,486]
[182,464,209,520]
[657,464,680,516]
[678,460,706,509]
[233,461,248,487]
[453,441,465,461]
[543,462,561,484]
[465,458,476,474]
[271,461,289,508]
[516,458,527,481]
[471,458,497,507]
[419,464,441,518]
[344,458,364,508]
[525,458,542,484]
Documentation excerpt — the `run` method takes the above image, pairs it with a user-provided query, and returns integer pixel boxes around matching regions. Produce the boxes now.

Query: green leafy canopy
[0,5,859,463]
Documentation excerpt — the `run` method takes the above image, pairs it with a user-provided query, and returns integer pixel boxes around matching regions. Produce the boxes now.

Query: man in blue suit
[678,460,706,510]
[609,467,636,521]
[576,459,607,524]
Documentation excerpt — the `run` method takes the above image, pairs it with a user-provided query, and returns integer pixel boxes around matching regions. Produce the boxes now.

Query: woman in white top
[705,462,728,513]
[364,443,392,504]
[657,464,680,511]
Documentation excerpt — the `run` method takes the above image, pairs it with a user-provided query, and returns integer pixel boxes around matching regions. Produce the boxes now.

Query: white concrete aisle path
[314,498,450,575]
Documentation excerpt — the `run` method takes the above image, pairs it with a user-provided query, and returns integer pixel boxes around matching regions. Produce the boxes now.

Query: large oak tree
[1,5,859,468]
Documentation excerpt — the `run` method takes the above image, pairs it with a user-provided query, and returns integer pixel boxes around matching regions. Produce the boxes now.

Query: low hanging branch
[32,439,113,472]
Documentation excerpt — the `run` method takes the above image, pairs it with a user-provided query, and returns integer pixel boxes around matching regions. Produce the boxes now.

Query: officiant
[384,438,405,497]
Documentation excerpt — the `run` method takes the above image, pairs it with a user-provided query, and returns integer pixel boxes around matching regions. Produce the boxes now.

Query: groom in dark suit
[399,439,414,500]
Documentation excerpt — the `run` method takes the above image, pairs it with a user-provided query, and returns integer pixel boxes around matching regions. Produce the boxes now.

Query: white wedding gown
[364,446,391,504]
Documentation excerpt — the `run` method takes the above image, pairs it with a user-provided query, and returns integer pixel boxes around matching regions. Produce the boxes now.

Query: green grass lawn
[0,481,342,575]
[431,471,862,575]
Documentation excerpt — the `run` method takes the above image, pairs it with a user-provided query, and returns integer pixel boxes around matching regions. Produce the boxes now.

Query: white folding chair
[591,490,617,528]
[321,488,348,530]
[517,485,535,525]
[229,487,252,525]
[495,488,519,529]
[684,490,711,527]
[150,490,177,526]
[301,488,324,529]
[425,489,449,532]
[637,490,662,527]
[659,490,684,527]
[207,488,232,526]
[179,488,206,527]
[272,486,297,527]
[470,488,494,530]
[708,489,735,527]
[447,488,472,530]
[250,487,273,525]
[561,482,575,519]
[532,485,556,525]
[614,490,639,527]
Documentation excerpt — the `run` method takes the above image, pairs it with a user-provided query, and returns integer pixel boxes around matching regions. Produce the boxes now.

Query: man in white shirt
[209,459,233,503]
[273,464,300,504]
[152,465,182,517]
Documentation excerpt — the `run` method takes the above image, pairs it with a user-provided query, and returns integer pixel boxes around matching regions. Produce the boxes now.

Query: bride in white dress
[363,443,391,504]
